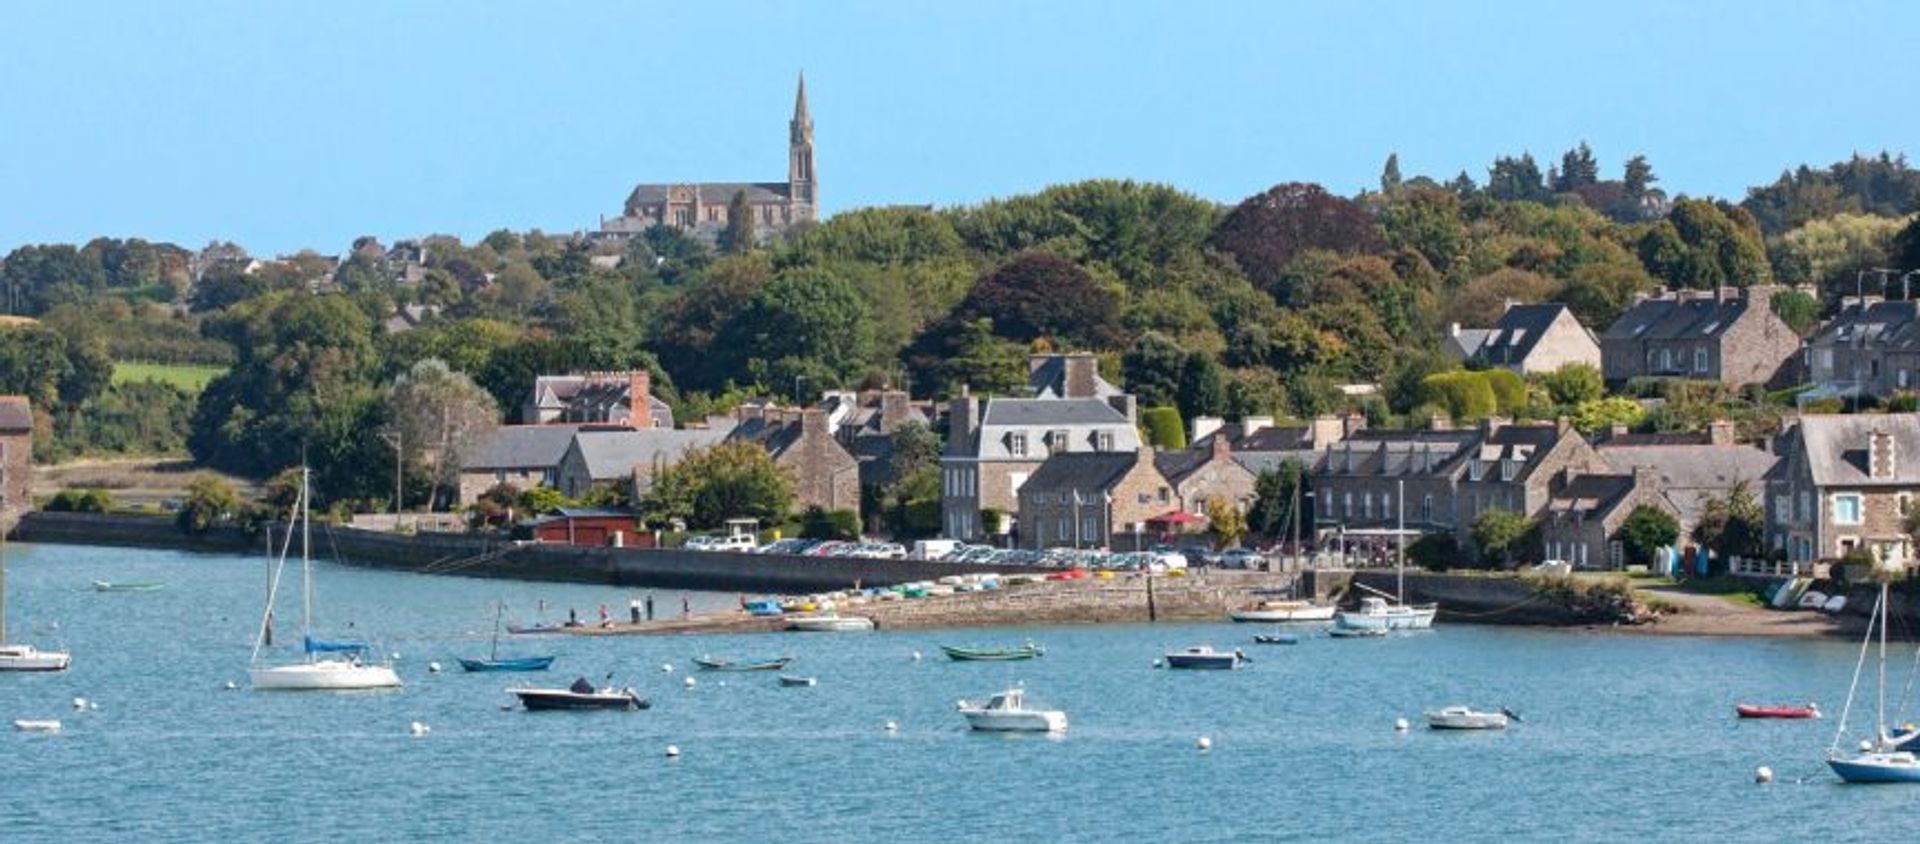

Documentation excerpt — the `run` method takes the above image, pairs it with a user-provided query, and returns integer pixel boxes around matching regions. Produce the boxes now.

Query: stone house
[728,406,861,513]
[941,391,1141,541]
[1803,298,1920,403]
[1599,285,1800,387]
[1594,420,1778,542]
[821,389,932,493]
[554,427,734,500]
[1015,448,1174,549]
[1767,414,1920,567]
[1444,303,1601,375]
[1538,466,1674,569]
[1191,414,1356,476]
[457,424,593,505]
[523,371,674,429]
[1313,419,1608,548]
[0,396,31,531]
[1154,435,1259,516]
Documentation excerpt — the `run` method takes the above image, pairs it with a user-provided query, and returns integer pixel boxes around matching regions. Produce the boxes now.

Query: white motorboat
[786,614,876,632]
[1164,646,1249,670]
[1229,600,1336,623]
[959,687,1067,733]
[1425,705,1513,730]
[247,468,402,692]
[0,532,71,673]
[1335,596,1437,631]
[12,719,61,733]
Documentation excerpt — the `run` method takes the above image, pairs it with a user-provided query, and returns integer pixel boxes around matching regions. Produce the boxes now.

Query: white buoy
[88,701,99,711]
[71,697,87,711]
[1152,659,1164,668]
[1197,735,1213,751]
[409,721,430,737]
[223,681,238,691]
[391,653,402,661]
[683,676,696,688]
[661,663,674,673]
[665,745,681,758]
[1394,718,1409,732]
[911,651,922,661]
[1755,765,1773,784]
[885,720,899,733]
[718,681,727,688]
[427,662,442,673]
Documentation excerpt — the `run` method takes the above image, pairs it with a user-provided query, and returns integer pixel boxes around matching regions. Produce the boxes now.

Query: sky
[2,1,1917,256]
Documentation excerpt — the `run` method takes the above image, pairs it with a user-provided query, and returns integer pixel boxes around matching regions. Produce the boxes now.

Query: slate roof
[1451,304,1582,366]
[462,425,591,471]
[1020,453,1142,496]
[625,182,793,208]
[1026,356,1121,399]
[531,375,674,427]
[1545,473,1636,519]
[1154,450,1211,484]
[0,396,30,432]
[1193,425,1314,453]
[1598,441,1778,527]
[1602,295,1748,342]
[982,399,1129,427]
[1793,414,1920,487]
[1808,300,1920,352]
[1319,424,1565,480]
[572,428,730,480]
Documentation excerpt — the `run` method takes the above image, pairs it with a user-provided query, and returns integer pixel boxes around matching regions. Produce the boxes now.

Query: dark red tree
[1210,182,1384,290]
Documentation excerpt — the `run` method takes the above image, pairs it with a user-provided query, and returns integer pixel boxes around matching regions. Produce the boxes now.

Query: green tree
[1769,288,1821,335]
[1380,153,1404,196]
[640,440,793,529]
[1121,331,1186,407]
[177,474,240,532]
[1420,371,1497,422]
[1206,497,1248,549]
[730,269,874,385]
[799,506,861,540]
[1486,154,1547,202]
[720,190,757,254]
[1248,461,1306,540]
[1570,396,1646,434]
[1691,482,1764,560]
[1140,406,1187,449]
[1554,142,1600,192]
[1175,350,1226,421]
[383,358,500,510]
[1471,509,1535,568]
[1539,363,1604,406]
[1619,504,1679,566]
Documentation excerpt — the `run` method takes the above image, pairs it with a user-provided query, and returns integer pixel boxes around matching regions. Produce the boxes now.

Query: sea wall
[10,511,1036,593]
[1304,568,1593,625]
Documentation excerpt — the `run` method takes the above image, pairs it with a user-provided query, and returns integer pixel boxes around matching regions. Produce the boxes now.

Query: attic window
[1632,324,1649,336]
[1701,321,1722,334]
[1499,459,1517,482]
[1095,431,1114,452]
[1050,429,1069,451]
[1009,433,1028,457]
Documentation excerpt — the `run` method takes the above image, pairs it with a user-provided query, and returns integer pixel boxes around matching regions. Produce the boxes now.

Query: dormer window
[1694,347,1709,373]
[1095,431,1114,452]
[1500,459,1517,482]
[1009,433,1028,457]
[1469,461,1485,482]
[1049,429,1069,451]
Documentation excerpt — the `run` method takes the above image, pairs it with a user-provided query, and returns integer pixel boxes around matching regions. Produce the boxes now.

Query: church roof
[625,182,793,208]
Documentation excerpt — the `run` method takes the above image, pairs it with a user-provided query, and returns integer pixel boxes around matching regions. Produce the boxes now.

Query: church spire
[793,72,811,127]
[789,72,815,207]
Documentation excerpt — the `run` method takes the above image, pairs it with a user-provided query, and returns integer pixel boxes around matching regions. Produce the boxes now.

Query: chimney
[1449,322,1462,338]
[1480,415,1507,437]
[1742,283,1777,312]
[1717,285,1738,304]
[800,407,829,436]
[948,395,978,456]
[1608,421,1629,440]
[1243,415,1273,437]
[1871,428,1897,480]
[1343,413,1366,438]
[1428,412,1453,432]
[1631,464,1660,491]
[628,371,653,428]
[1107,394,1137,424]
[1063,354,1098,399]
[1191,416,1225,444]
[1310,415,1346,449]
[1708,419,1736,446]
[877,391,910,429]
[1210,432,1231,461]
[1027,354,1050,376]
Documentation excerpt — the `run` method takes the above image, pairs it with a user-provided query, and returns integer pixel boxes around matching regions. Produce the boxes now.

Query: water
[0,543,1913,842]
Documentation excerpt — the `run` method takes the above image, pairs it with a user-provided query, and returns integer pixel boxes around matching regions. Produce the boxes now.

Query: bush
[176,474,238,532]
[1482,369,1528,415]
[1420,371,1497,422]
[800,506,861,540]
[1620,505,1679,566]
[46,488,114,513]
[1140,406,1187,448]
[1538,363,1604,406]
[1408,534,1467,570]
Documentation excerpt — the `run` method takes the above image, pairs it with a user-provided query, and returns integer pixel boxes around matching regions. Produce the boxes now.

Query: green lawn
[112,361,227,392]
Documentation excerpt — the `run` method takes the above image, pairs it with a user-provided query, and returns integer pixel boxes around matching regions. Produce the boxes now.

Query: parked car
[1218,548,1263,569]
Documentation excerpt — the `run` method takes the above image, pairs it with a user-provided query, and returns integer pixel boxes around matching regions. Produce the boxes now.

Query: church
[599,75,817,245]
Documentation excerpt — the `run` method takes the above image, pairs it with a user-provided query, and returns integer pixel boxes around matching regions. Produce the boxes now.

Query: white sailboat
[1826,578,1920,783]
[248,468,401,691]
[0,529,70,672]
[1333,479,1437,631]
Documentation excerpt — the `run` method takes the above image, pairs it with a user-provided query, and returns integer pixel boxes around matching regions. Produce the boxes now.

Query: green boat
[940,643,1044,662]
[92,581,166,593]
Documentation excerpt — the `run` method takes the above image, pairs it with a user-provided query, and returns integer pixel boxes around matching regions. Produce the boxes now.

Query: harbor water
[1,543,1913,842]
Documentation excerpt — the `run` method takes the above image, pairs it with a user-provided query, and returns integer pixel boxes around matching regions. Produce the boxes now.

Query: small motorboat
[1327,626,1388,639]
[693,655,794,672]
[779,675,817,687]
[1252,633,1300,645]
[1163,646,1248,670]
[512,677,648,711]
[505,623,565,635]
[91,580,166,593]
[0,643,72,672]
[1736,703,1820,719]
[12,719,61,733]
[1229,600,1335,623]
[959,687,1067,733]
[459,655,558,673]
[1425,706,1516,730]
[940,643,1044,661]
[786,615,876,632]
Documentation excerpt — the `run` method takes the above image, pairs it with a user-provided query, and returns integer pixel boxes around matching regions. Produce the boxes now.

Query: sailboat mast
[490,601,504,661]
[1396,478,1405,603]
[301,467,312,641]
[1,529,9,646]
[1880,579,1890,746]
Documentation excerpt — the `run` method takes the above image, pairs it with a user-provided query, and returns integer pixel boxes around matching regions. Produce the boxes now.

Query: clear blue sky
[3,1,1915,256]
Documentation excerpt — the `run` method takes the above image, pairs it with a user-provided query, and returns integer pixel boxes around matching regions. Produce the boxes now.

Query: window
[1009,433,1028,457]
[1694,347,1709,373]
[1799,491,1811,522]
[1158,487,1171,504]
[1382,494,1393,519]
[1660,349,1674,372]
[1343,493,1353,518]
[1832,494,1864,525]
[1050,430,1069,451]
[1421,495,1433,522]
[1082,516,1099,541]
[1499,459,1516,482]
[1362,493,1373,520]
[675,209,693,226]
[1872,359,1882,378]
[1096,432,1114,452]
[1469,461,1485,482]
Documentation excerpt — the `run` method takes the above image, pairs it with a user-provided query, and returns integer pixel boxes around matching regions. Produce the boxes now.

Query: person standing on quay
[681,596,691,618]
[645,593,655,621]
[629,596,642,624]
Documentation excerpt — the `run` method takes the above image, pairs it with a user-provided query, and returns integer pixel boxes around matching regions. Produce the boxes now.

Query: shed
[525,507,647,548]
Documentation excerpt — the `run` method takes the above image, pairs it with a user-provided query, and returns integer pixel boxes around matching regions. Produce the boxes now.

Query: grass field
[112,361,228,392]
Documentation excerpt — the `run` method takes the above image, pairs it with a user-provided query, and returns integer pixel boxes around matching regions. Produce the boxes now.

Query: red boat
[1735,703,1820,719]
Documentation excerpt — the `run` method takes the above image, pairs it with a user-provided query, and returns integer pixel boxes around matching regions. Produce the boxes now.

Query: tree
[1619,505,1679,566]
[639,440,792,529]
[1471,509,1535,568]
[1248,461,1306,540]
[1570,396,1646,434]
[177,474,240,532]
[1539,363,1604,406]
[1638,199,1771,289]
[1210,183,1384,291]
[946,251,1123,348]
[1623,155,1656,199]
[1692,482,1764,560]
[800,506,861,540]
[720,190,757,254]
[1486,154,1547,202]
[1420,371,1497,422]
[1770,288,1821,335]
[1121,331,1185,407]
[1206,497,1247,549]
[1380,153,1404,196]
[1140,406,1187,449]
[1554,142,1600,192]
[383,358,500,510]
[1175,350,1225,421]
[728,268,874,386]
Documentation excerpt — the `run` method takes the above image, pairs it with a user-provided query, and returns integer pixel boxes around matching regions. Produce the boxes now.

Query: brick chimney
[1871,428,1897,480]
[1343,413,1366,438]
[628,371,653,428]
[800,407,829,436]
[1480,416,1507,437]
[1742,283,1777,313]
[1209,431,1231,461]
[1630,464,1660,492]
[1708,419,1736,446]
[1608,421,1629,441]
[947,393,978,456]
[1063,353,1098,399]
[877,391,910,429]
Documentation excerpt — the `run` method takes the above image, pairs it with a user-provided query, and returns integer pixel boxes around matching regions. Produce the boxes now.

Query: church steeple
[788,72,815,206]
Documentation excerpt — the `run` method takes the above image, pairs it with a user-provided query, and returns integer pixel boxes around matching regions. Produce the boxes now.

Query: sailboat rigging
[1827,577,1920,782]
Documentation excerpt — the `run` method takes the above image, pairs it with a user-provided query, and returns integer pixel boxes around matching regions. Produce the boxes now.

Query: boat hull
[92,581,165,592]
[941,646,1042,661]
[693,657,793,671]
[250,660,402,691]
[514,689,648,711]
[786,616,876,632]
[0,646,71,672]
[1735,705,1819,719]
[963,710,1067,733]
[459,656,557,673]
[1334,605,1437,630]
[1830,753,1920,783]
[1229,605,1336,623]
[1165,655,1241,670]
[778,675,816,687]
[1426,710,1510,730]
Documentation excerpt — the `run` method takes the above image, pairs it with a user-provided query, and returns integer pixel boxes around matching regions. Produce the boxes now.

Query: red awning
[1147,510,1208,526]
